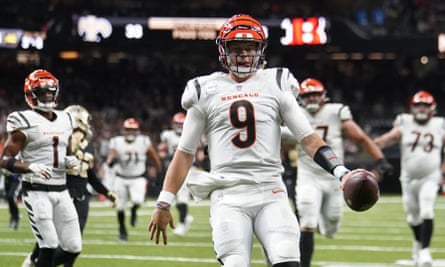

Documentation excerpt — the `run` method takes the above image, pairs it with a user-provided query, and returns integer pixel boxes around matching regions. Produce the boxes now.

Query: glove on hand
[29,163,53,180]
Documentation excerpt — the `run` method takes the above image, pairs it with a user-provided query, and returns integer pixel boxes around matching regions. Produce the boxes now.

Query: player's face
[300,92,324,113]
[34,87,57,105]
[227,41,259,68]
[411,103,433,123]
[124,128,139,142]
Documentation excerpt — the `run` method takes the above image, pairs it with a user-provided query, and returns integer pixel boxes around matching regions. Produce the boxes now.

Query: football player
[0,69,82,267]
[374,90,445,267]
[23,105,119,267]
[281,78,393,267]
[106,118,162,241]
[148,14,371,267]
[160,112,194,236]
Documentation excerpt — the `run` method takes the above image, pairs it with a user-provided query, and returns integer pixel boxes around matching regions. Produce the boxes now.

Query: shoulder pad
[6,111,32,132]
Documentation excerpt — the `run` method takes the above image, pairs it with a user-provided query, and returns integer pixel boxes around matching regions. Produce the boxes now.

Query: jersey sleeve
[108,137,117,150]
[177,107,206,155]
[277,68,300,98]
[279,87,314,142]
[181,78,201,110]
[6,111,31,133]
[339,105,353,121]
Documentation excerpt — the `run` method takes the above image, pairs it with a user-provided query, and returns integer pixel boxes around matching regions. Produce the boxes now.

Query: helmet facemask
[411,103,435,123]
[220,40,266,78]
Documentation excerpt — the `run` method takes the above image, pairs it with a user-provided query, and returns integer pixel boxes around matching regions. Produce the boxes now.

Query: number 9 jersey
[179,67,314,183]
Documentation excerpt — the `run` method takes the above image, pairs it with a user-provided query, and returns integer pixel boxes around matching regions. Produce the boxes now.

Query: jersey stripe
[275,68,283,90]
[194,79,201,101]
[17,112,31,128]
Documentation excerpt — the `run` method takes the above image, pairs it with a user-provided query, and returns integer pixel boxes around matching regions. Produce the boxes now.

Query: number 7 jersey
[180,68,314,182]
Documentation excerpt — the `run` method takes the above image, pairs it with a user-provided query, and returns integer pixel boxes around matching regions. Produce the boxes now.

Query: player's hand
[148,208,175,245]
[374,158,393,179]
[29,163,53,180]
[64,155,80,170]
[107,191,118,208]
[340,168,369,190]
[70,130,85,153]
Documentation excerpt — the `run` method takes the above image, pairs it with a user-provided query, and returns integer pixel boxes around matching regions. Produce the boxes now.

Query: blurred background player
[23,105,119,267]
[159,112,194,236]
[0,69,82,267]
[3,171,22,230]
[106,117,162,241]
[374,90,445,267]
[281,78,393,267]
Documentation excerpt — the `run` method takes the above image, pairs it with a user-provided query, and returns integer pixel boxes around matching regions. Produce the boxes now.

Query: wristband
[156,201,171,210]
[157,190,176,205]
[6,158,17,172]
[333,165,351,181]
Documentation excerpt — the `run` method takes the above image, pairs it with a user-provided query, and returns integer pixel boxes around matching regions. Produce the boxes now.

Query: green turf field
[1,194,445,267]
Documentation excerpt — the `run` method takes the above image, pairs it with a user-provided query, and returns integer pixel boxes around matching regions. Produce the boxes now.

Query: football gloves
[64,155,80,170]
[29,163,53,180]
[374,158,394,179]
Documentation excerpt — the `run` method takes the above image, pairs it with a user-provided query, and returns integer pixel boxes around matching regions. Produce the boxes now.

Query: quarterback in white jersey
[282,78,392,267]
[0,69,82,267]
[149,14,368,267]
[106,117,162,241]
[375,90,445,267]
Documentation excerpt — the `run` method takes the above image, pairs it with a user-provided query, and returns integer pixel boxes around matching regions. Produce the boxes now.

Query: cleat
[418,248,432,267]
[173,223,187,236]
[21,253,35,267]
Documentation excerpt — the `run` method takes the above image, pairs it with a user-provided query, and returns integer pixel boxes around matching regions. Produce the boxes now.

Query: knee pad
[268,240,299,264]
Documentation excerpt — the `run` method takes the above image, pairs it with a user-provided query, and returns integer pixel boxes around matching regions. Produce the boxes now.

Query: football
[343,170,380,212]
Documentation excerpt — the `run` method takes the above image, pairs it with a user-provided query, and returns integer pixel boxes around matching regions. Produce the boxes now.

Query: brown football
[343,170,380,212]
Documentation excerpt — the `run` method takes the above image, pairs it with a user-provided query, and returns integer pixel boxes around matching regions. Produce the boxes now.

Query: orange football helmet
[410,90,436,123]
[216,14,267,78]
[298,78,327,113]
[172,112,186,135]
[122,118,140,142]
[24,69,59,111]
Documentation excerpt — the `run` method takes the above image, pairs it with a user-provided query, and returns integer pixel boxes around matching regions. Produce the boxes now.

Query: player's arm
[106,148,118,167]
[373,126,401,149]
[0,131,32,173]
[147,145,162,173]
[342,119,384,160]
[342,119,393,178]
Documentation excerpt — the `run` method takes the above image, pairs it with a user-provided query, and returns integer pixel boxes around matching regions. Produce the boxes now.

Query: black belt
[116,173,144,179]
[22,182,67,192]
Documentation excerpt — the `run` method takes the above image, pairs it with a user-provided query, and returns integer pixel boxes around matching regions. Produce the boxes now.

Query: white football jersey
[179,68,313,183]
[395,113,445,182]
[6,109,74,185]
[160,129,180,156]
[297,103,352,179]
[108,135,152,177]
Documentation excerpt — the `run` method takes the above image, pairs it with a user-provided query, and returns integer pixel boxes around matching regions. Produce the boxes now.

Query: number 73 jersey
[180,68,313,182]
[396,113,445,181]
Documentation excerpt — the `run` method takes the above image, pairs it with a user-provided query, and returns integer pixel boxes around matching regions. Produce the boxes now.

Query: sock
[37,248,56,267]
[421,219,433,248]
[300,231,314,267]
[176,203,187,223]
[31,242,40,262]
[118,211,126,234]
[54,247,79,267]
[410,224,421,242]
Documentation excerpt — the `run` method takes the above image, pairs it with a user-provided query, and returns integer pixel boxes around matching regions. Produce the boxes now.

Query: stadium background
[0,0,444,194]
